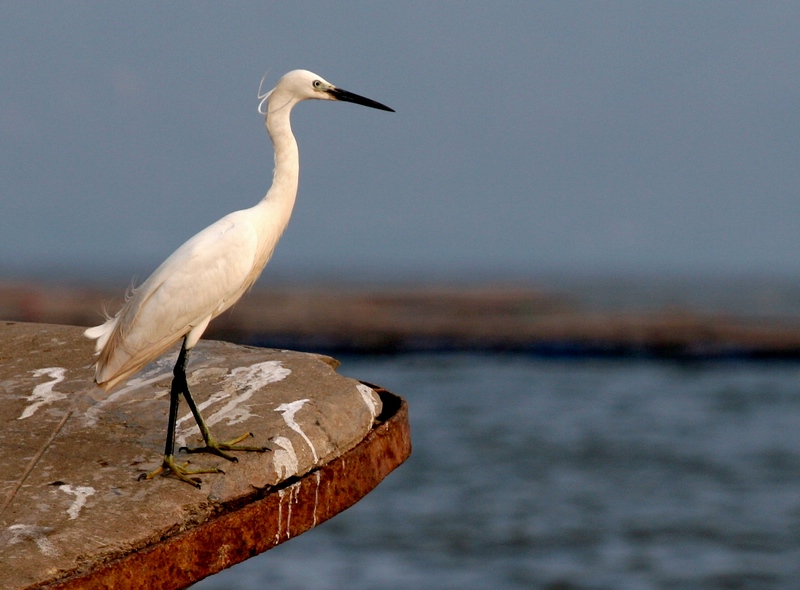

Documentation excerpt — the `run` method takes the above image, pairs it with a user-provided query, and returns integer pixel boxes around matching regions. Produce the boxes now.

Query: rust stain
[26,387,410,590]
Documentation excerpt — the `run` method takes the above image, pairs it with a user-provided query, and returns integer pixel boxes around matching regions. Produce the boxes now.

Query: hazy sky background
[2,3,800,284]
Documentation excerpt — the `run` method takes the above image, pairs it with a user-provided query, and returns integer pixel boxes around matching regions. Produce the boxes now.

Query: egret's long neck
[249,95,301,268]
[265,99,300,208]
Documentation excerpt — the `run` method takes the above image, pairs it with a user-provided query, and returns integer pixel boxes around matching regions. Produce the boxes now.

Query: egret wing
[92,211,260,389]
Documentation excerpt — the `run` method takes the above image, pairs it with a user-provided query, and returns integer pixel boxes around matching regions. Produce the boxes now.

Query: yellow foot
[138,454,223,488]
[181,432,269,462]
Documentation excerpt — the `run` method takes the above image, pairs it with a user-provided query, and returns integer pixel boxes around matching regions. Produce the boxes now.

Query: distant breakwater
[3,282,800,359]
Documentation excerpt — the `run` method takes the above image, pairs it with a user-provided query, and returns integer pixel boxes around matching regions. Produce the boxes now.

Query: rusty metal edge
[27,387,410,590]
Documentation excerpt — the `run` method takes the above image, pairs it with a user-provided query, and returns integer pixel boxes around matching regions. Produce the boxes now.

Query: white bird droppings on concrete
[312,470,321,527]
[275,399,318,463]
[271,435,299,479]
[210,361,291,426]
[59,484,96,520]
[357,383,380,422]
[82,359,175,427]
[275,481,301,543]
[176,360,291,446]
[6,524,59,556]
[19,368,67,420]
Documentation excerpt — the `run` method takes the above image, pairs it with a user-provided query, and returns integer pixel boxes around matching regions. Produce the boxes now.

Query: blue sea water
[193,353,800,590]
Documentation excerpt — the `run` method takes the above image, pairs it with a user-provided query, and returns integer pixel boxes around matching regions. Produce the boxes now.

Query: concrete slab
[0,322,410,589]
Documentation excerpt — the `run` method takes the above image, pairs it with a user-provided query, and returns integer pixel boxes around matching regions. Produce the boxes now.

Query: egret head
[259,69,394,115]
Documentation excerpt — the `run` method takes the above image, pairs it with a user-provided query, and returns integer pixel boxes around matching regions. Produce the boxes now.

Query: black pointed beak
[327,87,394,112]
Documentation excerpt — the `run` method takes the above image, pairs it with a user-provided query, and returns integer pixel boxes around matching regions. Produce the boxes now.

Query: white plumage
[84,69,393,486]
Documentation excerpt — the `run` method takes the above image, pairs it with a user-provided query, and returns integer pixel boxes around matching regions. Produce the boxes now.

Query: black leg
[140,337,268,487]
[139,339,222,487]
[178,352,240,462]
[177,341,268,458]
[162,343,188,457]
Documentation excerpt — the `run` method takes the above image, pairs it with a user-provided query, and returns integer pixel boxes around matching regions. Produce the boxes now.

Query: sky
[2,3,800,284]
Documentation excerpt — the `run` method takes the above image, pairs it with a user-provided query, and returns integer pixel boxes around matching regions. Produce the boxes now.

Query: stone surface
[0,322,408,590]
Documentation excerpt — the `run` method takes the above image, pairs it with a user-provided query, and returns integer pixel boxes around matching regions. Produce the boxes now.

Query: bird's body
[85,176,295,391]
[84,69,393,486]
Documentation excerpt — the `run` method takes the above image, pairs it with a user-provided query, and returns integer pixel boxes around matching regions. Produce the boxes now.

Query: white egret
[84,70,393,487]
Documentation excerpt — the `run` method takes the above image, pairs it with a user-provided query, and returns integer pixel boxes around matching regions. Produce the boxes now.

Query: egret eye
[312,80,323,89]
